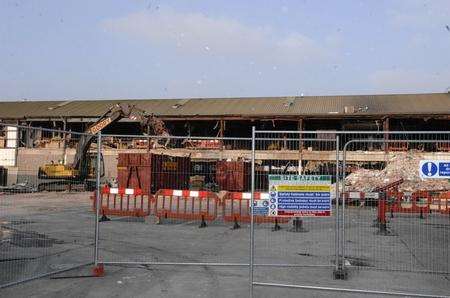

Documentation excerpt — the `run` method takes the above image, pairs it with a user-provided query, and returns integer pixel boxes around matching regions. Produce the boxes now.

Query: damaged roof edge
[0,92,448,119]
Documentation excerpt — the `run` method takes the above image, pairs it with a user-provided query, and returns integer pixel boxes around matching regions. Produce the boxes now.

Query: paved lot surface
[0,192,449,297]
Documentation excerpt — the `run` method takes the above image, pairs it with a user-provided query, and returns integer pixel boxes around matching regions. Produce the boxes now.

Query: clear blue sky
[1,0,449,100]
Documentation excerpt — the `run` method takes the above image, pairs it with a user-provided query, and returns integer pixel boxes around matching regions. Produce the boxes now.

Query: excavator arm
[39,103,170,181]
[38,103,134,180]
[71,103,132,172]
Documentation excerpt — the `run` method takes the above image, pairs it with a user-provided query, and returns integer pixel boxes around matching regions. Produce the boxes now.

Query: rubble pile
[344,152,450,192]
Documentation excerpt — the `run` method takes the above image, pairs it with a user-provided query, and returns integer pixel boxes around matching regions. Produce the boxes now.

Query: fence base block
[375,223,396,236]
[272,219,281,231]
[419,210,424,219]
[99,214,111,222]
[371,218,379,227]
[155,216,162,225]
[198,215,207,228]
[333,267,348,280]
[288,218,308,233]
[372,219,389,228]
[232,218,241,230]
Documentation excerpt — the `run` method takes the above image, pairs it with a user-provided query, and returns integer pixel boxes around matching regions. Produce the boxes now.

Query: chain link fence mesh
[1,124,449,296]
[0,124,96,288]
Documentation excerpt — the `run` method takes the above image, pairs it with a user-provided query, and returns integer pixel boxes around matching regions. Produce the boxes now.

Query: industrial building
[0,92,449,190]
[0,92,449,138]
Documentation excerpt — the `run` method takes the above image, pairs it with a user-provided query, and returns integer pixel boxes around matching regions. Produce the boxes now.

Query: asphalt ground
[0,192,449,297]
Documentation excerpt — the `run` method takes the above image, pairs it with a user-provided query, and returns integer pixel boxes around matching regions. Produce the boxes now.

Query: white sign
[419,160,450,179]
[253,198,270,216]
[268,175,331,217]
[364,192,379,199]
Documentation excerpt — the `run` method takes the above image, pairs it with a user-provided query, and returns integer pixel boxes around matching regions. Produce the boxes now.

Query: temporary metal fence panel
[0,124,96,288]
[250,130,340,297]
[339,132,450,296]
[2,124,450,297]
[96,134,254,267]
[250,130,450,298]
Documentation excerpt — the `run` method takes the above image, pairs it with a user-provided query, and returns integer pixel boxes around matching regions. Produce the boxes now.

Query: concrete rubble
[0,181,37,194]
[344,151,450,192]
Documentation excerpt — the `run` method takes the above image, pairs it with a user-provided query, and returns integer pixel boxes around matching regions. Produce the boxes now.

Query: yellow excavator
[37,103,159,190]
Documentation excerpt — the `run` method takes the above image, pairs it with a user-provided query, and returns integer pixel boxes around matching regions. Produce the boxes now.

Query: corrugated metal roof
[0,93,449,119]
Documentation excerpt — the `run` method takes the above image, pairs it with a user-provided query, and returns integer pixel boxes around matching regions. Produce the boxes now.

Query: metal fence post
[335,135,340,272]
[94,131,102,265]
[341,143,348,274]
[249,126,256,298]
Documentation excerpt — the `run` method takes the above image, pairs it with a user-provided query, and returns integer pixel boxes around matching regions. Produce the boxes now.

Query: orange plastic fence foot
[232,217,241,230]
[272,218,281,231]
[199,215,207,228]
[92,264,105,277]
[289,218,308,233]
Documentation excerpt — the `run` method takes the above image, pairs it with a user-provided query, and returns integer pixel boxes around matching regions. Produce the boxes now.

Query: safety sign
[419,160,450,179]
[252,198,270,216]
[268,175,331,217]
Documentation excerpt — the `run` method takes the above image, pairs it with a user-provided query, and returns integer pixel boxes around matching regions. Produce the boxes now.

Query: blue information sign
[419,160,450,179]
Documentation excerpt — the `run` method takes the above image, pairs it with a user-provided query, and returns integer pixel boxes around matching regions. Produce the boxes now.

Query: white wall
[0,148,16,166]
[6,126,18,148]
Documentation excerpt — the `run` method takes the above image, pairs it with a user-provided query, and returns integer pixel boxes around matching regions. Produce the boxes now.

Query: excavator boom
[38,103,170,183]
[39,103,133,180]
[71,103,132,172]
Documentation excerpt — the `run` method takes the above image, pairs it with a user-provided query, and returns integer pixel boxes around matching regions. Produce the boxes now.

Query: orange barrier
[435,191,450,214]
[222,192,290,227]
[376,191,450,235]
[385,191,427,215]
[385,190,450,216]
[387,190,450,215]
[92,187,154,220]
[154,189,219,227]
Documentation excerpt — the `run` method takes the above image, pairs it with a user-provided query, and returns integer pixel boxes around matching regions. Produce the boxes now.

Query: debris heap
[344,152,450,192]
